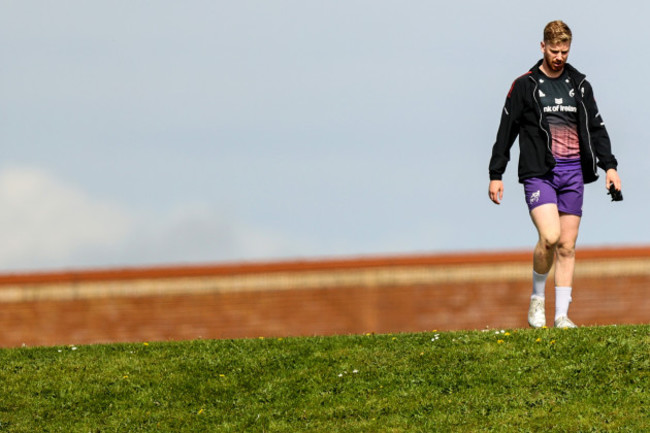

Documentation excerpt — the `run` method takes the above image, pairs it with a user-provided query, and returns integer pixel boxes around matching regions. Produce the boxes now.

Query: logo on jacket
[529,190,541,204]
[539,90,546,97]
[569,88,575,97]
[555,98,563,104]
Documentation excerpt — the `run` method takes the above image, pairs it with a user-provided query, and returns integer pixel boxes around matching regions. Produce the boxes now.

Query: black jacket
[489,60,617,184]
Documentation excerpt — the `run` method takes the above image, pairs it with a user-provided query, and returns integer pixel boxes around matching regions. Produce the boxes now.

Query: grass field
[0,324,648,432]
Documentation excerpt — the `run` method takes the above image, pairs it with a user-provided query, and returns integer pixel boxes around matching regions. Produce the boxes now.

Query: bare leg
[527,204,561,327]
[554,212,581,287]
[530,204,561,274]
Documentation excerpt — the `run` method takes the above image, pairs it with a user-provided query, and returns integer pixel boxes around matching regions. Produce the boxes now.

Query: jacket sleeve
[489,79,523,181]
[583,80,618,171]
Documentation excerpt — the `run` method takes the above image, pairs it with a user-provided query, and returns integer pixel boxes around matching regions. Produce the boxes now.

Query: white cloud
[0,166,132,270]
[0,166,305,271]
[120,204,304,266]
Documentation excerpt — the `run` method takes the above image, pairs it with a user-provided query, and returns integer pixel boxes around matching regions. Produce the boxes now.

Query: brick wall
[0,247,648,347]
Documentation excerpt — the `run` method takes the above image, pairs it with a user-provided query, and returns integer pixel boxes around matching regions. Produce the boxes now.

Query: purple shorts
[523,159,584,216]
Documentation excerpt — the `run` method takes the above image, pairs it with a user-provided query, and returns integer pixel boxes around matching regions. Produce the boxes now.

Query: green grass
[0,325,648,432]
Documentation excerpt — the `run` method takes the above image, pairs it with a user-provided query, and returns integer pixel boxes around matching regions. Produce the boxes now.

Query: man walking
[488,20,622,328]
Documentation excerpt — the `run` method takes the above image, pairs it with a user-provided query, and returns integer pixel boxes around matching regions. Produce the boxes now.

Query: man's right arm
[488,77,524,204]
[489,79,522,181]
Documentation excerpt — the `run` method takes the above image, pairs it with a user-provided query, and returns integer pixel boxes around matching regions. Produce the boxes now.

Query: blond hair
[544,20,572,44]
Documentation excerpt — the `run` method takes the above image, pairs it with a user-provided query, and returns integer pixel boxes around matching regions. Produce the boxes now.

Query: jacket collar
[529,59,586,83]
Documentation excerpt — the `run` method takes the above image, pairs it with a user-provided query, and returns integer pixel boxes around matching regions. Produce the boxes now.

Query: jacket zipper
[529,76,554,159]
[578,77,598,177]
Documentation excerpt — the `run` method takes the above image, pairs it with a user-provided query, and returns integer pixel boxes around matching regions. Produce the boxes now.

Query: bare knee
[556,241,576,260]
[533,232,560,272]
[539,231,561,251]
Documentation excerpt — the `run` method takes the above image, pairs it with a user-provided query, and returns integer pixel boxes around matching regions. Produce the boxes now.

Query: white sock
[555,286,572,319]
[532,271,548,299]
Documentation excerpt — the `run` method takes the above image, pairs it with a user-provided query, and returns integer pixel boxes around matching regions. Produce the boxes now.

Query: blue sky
[1,1,647,271]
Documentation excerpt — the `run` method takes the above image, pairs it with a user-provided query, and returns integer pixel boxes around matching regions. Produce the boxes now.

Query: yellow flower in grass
[497,340,505,344]
[536,338,542,343]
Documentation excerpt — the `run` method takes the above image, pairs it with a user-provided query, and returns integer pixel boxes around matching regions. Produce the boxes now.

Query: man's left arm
[583,81,621,190]
[583,81,618,171]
